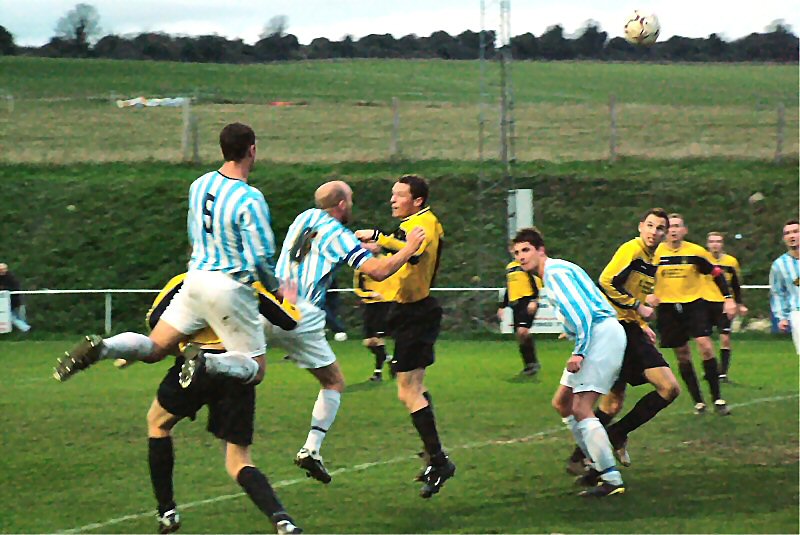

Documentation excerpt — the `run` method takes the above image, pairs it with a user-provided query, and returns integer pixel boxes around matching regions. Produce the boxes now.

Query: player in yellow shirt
[704,232,748,382]
[353,242,400,381]
[497,247,543,375]
[654,214,736,415]
[357,174,455,499]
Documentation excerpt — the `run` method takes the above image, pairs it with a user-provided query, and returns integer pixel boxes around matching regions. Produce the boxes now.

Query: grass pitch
[1,335,797,533]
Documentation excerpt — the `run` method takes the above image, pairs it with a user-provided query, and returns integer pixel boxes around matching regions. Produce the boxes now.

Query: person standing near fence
[0,263,31,332]
[53,122,304,534]
[704,232,748,382]
[769,219,800,354]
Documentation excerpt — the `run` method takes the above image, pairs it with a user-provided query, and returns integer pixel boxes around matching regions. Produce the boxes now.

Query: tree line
[0,9,796,63]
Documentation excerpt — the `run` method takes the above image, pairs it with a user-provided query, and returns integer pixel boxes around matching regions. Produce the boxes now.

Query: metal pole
[390,96,400,158]
[104,292,112,336]
[775,102,785,164]
[609,94,618,163]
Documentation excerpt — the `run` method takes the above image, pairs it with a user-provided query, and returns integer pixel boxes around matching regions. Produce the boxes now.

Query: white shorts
[263,300,336,369]
[791,311,800,355]
[559,318,626,395]
[159,270,265,358]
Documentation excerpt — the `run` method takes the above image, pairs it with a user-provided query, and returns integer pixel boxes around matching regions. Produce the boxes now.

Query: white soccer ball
[333,332,348,342]
[624,11,660,46]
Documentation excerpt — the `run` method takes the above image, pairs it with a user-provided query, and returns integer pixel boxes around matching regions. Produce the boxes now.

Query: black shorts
[388,296,442,373]
[157,356,256,446]
[704,300,731,334]
[362,301,392,339]
[612,321,670,390]
[511,297,536,329]
[656,299,712,348]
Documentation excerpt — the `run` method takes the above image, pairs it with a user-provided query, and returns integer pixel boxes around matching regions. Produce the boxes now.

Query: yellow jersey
[146,273,301,348]
[353,255,400,304]
[703,253,742,303]
[598,237,657,326]
[505,260,542,302]
[376,207,443,304]
[654,240,730,303]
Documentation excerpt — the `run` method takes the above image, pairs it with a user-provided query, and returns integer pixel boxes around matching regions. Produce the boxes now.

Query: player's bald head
[315,181,352,210]
[0,263,7,275]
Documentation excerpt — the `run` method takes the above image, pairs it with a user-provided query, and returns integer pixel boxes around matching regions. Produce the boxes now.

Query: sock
[204,352,259,383]
[302,389,341,453]
[720,348,731,375]
[678,361,704,404]
[595,408,614,427]
[148,437,176,516]
[563,415,590,461]
[369,345,387,372]
[519,338,537,367]
[607,390,672,439]
[702,358,723,401]
[411,405,442,457]
[236,466,285,520]
[103,332,154,361]
[577,417,622,485]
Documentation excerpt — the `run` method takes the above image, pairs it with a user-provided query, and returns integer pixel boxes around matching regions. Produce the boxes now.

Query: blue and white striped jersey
[187,171,276,287]
[276,208,372,308]
[543,258,618,356]
[769,252,800,321]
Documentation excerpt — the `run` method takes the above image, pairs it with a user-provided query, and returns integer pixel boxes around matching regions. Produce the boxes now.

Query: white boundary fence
[4,285,771,336]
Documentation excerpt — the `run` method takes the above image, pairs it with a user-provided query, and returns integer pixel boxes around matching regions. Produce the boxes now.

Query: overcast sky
[2,0,796,47]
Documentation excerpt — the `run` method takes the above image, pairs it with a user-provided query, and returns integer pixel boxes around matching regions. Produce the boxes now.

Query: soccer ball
[624,11,660,46]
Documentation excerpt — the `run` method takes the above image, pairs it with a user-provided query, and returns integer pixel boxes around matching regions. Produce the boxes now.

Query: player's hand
[645,294,660,307]
[355,229,378,242]
[405,226,426,251]
[558,332,568,340]
[281,278,298,305]
[566,354,583,373]
[778,319,790,333]
[643,325,657,344]
[527,301,539,316]
[637,303,655,321]
[723,298,737,320]
[496,307,504,321]
[738,304,749,317]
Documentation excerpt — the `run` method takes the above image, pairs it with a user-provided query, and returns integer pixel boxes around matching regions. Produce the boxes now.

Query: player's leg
[147,399,183,534]
[513,299,539,375]
[718,332,731,381]
[691,300,728,414]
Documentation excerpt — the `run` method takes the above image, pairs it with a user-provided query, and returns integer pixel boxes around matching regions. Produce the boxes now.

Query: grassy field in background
[0,57,797,163]
[1,335,797,533]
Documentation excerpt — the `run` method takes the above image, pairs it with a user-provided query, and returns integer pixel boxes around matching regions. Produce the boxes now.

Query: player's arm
[769,262,791,322]
[358,227,426,281]
[240,195,280,293]
[693,252,732,298]
[598,244,639,308]
[547,271,593,358]
[255,282,301,331]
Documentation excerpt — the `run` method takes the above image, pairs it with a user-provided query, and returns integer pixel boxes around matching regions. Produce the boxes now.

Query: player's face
[707,235,724,254]
[638,214,667,249]
[668,217,687,243]
[391,182,422,219]
[783,223,799,249]
[513,241,542,275]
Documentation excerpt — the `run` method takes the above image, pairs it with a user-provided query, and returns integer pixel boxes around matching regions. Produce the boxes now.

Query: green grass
[1,335,797,533]
[0,58,797,164]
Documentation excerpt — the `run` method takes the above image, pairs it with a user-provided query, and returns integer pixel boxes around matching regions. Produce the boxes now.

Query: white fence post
[390,96,400,158]
[609,94,617,163]
[775,102,785,164]
[104,292,112,336]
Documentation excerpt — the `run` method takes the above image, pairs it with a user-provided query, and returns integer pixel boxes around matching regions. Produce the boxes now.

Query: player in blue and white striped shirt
[270,180,425,484]
[770,219,800,354]
[512,227,627,498]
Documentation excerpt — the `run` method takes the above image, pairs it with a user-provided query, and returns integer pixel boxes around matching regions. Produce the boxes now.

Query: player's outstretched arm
[358,227,425,281]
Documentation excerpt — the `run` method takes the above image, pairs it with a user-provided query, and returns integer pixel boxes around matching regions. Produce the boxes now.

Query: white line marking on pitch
[57,392,799,534]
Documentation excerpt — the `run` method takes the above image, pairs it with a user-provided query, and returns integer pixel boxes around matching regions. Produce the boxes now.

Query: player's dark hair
[513,227,545,249]
[785,219,799,227]
[219,122,255,162]
[398,174,429,205]
[641,207,669,228]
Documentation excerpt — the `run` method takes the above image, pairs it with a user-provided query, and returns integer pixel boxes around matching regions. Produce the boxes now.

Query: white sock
[302,389,341,453]
[577,417,623,485]
[102,332,154,361]
[204,351,259,383]
[563,415,591,461]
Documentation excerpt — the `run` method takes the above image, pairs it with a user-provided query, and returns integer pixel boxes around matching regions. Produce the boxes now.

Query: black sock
[608,391,672,440]
[678,361,704,404]
[237,466,286,520]
[423,390,433,410]
[569,445,586,462]
[148,437,176,515]
[720,348,731,375]
[702,358,722,401]
[594,408,614,427]
[369,345,387,372]
[411,405,442,457]
[519,338,538,366]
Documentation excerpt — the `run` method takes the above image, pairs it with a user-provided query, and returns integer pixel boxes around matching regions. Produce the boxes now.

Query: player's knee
[601,394,624,417]
[551,395,571,417]
[661,382,681,402]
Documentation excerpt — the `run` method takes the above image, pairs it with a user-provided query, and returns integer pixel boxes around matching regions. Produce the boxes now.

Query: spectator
[0,263,31,332]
